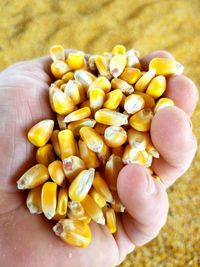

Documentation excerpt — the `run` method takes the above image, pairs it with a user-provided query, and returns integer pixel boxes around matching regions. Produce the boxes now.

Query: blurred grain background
[0,0,199,266]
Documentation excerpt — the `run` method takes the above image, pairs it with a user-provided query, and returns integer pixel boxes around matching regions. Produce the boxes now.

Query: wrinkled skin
[0,51,198,267]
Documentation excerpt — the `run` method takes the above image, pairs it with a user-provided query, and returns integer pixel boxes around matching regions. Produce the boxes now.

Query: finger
[151,106,197,187]
[117,164,169,246]
[140,50,174,70]
[164,75,199,116]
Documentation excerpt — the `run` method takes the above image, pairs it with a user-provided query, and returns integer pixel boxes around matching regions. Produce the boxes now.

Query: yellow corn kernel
[88,55,98,72]
[53,219,91,247]
[57,114,67,130]
[63,107,91,123]
[67,51,85,70]
[26,185,43,214]
[88,76,111,94]
[51,60,71,79]
[54,79,65,88]
[79,126,105,153]
[105,208,117,234]
[109,54,127,77]
[94,123,107,135]
[93,172,113,202]
[95,108,129,126]
[48,160,65,186]
[63,155,85,180]
[122,145,146,165]
[64,80,81,105]
[112,44,126,55]
[147,167,154,175]
[81,194,105,225]
[75,81,86,103]
[104,126,127,148]
[68,118,96,137]
[119,93,126,108]
[95,55,111,78]
[58,129,76,160]
[111,146,124,157]
[119,67,141,84]
[134,91,155,109]
[146,75,166,99]
[52,90,75,115]
[41,181,57,219]
[129,108,154,132]
[49,84,61,111]
[50,45,65,61]
[27,120,54,147]
[124,94,145,114]
[97,143,110,164]
[78,140,101,169]
[149,57,184,75]
[146,140,160,158]
[60,83,67,92]
[90,188,107,208]
[74,70,96,90]
[17,164,49,190]
[103,89,123,110]
[126,49,141,69]
[127,129,150,151]
[68,168,95,202]
[111,78,134,95]
[36,144,55,167]
[68,201,89,221]
[51,130,61,157]
[135,69,156,92]
[105,154,124,191]
[154,97,175,113]
[62,71,74,82]
[89,88,105,112]
[111,191,125,213]
[80,99,90,108]
[140,150,153,167]
[55,188,68,218]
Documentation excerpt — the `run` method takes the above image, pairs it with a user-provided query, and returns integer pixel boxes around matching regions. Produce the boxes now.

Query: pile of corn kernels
[17,45,184,248]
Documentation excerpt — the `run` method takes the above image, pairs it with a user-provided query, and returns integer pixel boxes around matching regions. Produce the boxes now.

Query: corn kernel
[58,129,76,160]
[140,150,153,167]
[147,167,154,175]
[27,120,54,147]
[122,145,146,165]
[112,44,126,55]
[127,129,150,151]
[51,60,71,79]
[52,90,75,115]
[129,108,154,132]
[57,114,67,130]
[90,188,107,208]
[97,143,110,164]
[94,123,107,135]
[95,109,129,126]
[135,69,156,92]
[53,219,91,247]
[41,181,57,219]
[17,164,49,190]
[64,80,81,105]
[50,45,65,61]
[88,76,111,94]
[88,55,98,72]
[93,172,113,202]
[62,71,74,82]
[103,89,123,110]
[134,91,155,109]
[68,201,88,221]
[60,83,67,92]
[81,194,105,225]
[54,79,65,88]
[55,187,68,218]
[146,140,159,158]
[51,130,61,157]
[111,78,134,95]
[105,154,124,191]
[109,54,127,77]
[89,88,105,111]
[126,49,141,69]
[119,67,141,84]
[154,97,174,113]
[26,185,43,214]
[64,107,91,123]
[111,146,124,157]
[105,208,117,234]
[146,75,166,99]
[124,94,145,114]
[74,70,96,90]
[104,126,127,148]
[95,55,111,78]
[111,191,125,213]
[36,144,55,167]
[79,126,105,153]
[63,155,85,180]
[68,168,95,202]
[68,118,96,137]
[48,160,65,186]
[49,84,60,111]
[75,81,86,103]
[78,140,101,169]
[67,51,85,70]
[149,57,184,75]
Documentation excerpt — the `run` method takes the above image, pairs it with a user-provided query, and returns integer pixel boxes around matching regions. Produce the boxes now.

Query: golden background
[1,0,200,266]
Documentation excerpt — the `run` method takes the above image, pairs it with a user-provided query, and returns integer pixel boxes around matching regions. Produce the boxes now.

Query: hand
[0,50,198,267]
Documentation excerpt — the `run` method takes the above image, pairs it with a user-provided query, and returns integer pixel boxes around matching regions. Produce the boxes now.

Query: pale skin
[0,50,198,267]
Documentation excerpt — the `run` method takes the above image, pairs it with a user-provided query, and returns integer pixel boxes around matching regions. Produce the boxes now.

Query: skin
[0,50,198,267]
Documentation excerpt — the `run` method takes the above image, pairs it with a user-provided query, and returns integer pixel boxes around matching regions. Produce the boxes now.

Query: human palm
[0,51,198,267]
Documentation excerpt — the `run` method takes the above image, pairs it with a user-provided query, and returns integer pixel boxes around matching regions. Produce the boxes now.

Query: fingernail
[145,173,156,194]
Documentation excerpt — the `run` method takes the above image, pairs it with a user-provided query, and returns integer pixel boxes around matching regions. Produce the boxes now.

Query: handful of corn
[17,45,184,248]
